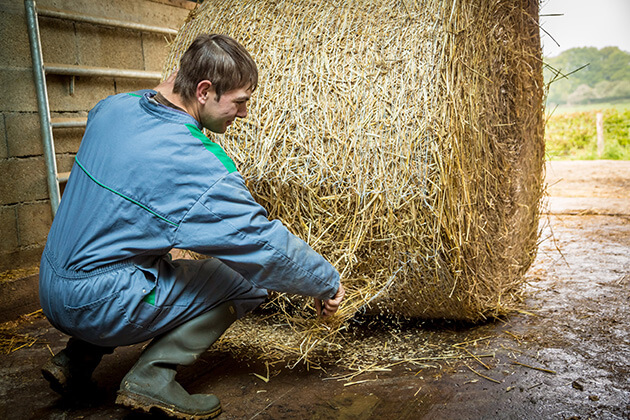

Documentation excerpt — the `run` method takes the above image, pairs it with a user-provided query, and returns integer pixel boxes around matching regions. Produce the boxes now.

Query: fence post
[596,112,604,158]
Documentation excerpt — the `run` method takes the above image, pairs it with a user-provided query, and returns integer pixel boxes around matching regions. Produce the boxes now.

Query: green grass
[546,101,630,116]
[544,102,630,160]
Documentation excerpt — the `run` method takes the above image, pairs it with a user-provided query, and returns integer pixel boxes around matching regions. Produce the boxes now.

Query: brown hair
[173,34,258,102]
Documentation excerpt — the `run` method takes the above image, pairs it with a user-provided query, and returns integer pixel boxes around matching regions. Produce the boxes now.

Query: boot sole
[41,361,67,395]
[116,390,222,420]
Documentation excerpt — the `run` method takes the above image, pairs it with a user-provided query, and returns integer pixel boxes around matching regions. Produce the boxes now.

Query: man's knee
[232,288,268,318]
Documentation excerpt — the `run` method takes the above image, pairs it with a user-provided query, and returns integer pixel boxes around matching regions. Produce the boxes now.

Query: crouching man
[39,33,344,419]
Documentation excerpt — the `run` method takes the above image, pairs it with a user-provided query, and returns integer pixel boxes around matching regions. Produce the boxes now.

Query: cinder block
[0,7,33,68]
[50,112,87,154]
[0,114,7,159]
[17,201,53,247]
[132,1,191,29]
[55,153,75,173]
[142,32,174,72]
[52,127,84,155]
[137,1,190,29]
[114,79,157,95]
[46,74,115,112]
[0,68,38,112]
[0,205,19,252]
[76,24,144,69]
[5,112,86,158]
[0,272,40,323]
[37,0,190,30]
[0,157,48,205]
[39,15,77,65]
[5,112,43,157]
[0,246,44,276]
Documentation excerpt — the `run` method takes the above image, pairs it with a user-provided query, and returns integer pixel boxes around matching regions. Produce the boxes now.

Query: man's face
[199,86,251,134]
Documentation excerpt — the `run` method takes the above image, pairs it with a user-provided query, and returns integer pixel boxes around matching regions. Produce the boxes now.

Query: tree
[544,47,630,106]
[607,81,630,101]
[567,84,597,105]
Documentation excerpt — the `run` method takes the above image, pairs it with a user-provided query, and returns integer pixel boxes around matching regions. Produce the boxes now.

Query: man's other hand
[315,284,345,318]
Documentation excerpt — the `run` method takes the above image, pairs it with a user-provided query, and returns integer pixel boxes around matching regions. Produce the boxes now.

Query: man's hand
[315,284,345,318]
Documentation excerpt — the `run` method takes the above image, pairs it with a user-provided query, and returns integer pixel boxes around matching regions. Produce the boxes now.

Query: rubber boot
[116,301,237,419]
[41,337,115,396]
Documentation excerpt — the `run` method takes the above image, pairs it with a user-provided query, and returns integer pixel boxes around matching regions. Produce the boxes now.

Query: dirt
[0,160,629,420]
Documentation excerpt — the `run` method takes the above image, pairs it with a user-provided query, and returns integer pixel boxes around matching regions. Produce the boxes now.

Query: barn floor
[1,161,629,420]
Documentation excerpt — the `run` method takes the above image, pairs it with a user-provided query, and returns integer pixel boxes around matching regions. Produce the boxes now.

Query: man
[39,34,344,419]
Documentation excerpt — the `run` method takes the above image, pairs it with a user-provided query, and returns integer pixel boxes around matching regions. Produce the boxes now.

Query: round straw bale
[163,0,545,322]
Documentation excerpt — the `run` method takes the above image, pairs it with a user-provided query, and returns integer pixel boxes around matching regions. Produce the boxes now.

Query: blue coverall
[39,90,340,347]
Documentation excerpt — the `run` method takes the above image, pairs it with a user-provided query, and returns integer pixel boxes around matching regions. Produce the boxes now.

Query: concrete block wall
[0,0,193,273]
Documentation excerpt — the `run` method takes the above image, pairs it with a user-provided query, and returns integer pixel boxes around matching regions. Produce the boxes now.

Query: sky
[539,0,630,57]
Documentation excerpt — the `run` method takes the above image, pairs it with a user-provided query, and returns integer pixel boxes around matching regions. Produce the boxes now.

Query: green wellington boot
[116,301,237,419]
[41,337,115,396]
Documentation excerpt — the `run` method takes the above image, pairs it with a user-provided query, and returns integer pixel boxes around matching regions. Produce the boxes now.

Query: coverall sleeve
[175,172,340,300]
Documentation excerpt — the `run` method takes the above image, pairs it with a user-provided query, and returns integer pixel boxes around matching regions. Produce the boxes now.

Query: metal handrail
[37,6,178,35]
[50,117,87,128]
[25,0,61,216]
[45,63,161,80]
[57,172,71,183]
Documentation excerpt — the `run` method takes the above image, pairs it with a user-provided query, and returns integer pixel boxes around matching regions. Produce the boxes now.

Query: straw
[163,0,545,365]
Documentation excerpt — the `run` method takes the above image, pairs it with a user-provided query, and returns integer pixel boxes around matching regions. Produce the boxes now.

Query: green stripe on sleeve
[185,124,237,173]
[74,157,179,227]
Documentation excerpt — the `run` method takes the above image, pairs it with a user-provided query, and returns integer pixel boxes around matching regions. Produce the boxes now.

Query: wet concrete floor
[1,161,629,419]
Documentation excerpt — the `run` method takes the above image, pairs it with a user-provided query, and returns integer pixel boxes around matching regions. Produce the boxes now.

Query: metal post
[37,7,178,35]
[25,0,61,216]
[44,63,162,79]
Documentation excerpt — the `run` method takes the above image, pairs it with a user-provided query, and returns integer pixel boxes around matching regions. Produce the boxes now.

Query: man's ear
[196,80,213,105]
